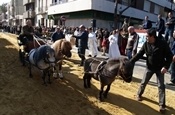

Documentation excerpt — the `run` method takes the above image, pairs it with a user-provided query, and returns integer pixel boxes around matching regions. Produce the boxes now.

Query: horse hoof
[42,83,47,86]
[103,93,107,98]
[98,98,104,102]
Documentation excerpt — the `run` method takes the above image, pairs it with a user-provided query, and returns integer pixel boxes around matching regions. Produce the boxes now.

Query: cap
[79,24,85,28]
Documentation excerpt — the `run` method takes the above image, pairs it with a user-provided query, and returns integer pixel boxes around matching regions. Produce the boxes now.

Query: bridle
[118,60,132,81]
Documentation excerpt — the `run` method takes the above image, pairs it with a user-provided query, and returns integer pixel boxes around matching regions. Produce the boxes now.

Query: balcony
[38,6,48,14]
[23,0,35,5]
[48,0,115,15]
[23,10,35,18]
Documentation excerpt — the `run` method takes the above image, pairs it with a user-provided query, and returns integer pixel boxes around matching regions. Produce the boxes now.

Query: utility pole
[114,0,118,29]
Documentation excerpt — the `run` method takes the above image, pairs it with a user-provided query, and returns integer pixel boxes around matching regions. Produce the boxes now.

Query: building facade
[48,0,175,30]
[35,0,52,27]
[23,0,35,25]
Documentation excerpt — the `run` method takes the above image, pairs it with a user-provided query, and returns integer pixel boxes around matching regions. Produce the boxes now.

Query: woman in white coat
[108,30,121,59]
[88,27,98,57]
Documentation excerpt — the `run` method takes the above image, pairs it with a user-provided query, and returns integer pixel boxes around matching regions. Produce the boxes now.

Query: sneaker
[166,82,175,86]
[159,106,166,113]
[101,54,106,56]
[88,55,92,57]
[136,95,142,101]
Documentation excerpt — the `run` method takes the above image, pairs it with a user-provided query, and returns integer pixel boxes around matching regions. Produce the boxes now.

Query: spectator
[167,31,175,86]
[108,30,121,59]
[125,26,139,59]
[87,27,98,57]
[156,14,165,40]
[122,18,129,32]
[130,28,173,113]
[142,16,152,29]
[164,12,175,48]
[101,28,110,56]
[51,26,65,43]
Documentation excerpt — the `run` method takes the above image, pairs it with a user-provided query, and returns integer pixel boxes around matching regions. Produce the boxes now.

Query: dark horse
[28,45,56,85]
[83,57,133,101]
[51,39,72,79]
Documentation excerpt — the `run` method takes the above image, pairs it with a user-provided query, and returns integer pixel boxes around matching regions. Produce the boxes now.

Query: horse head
[61,40,72,58]
[52,39,72,60]
[118,57,134,83]
[44,46,56,66]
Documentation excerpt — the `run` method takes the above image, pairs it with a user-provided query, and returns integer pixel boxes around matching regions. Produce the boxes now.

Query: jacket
[130,39,173,71]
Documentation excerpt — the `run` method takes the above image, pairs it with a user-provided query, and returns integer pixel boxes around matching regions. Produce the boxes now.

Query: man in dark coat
[142,16,152,29]
[130,28,173,113]
[73,25,88,66]
[156,14,165,39]
[51,26,65,42]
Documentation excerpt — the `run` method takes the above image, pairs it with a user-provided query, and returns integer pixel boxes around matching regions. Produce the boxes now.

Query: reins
[33,35,47,47]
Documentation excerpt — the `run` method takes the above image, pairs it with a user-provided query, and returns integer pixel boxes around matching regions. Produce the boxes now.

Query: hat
[79,24,85,28]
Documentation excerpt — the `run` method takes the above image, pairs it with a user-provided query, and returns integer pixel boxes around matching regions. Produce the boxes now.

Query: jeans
[78,47,86,65]
[137,68,166,107]
[126,49,133,59]
[170,62,175,83]
[164,29,174,48]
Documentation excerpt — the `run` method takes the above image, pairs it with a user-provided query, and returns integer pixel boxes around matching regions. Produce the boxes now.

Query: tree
[114,0,135,29]
[0,3,7,13]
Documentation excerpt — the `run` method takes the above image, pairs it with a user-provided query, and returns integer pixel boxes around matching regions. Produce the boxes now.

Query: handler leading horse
[51,39,72,79]
[83,57,134,101]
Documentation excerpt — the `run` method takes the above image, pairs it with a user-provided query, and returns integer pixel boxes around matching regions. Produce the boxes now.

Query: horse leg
[83,73,88,88]
[47,69,52,84]
[58,61,64,79]
[42,70,47,86]
[83,73,92,88]
[99,84,105,102]
[87,74,92,88]
[28,63,33,78]
[103,83,111,99]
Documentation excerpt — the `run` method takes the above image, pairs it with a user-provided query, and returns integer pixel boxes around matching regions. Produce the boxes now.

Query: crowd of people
[1,11,175,113]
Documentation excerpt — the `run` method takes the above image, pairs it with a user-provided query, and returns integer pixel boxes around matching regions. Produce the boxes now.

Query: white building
[35,0,52,27]
[48,0,175,30]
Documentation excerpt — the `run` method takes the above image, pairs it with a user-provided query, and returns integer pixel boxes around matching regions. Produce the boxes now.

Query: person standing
[156,14,165,40]
[108,30,121,59]
[167,31,175,86]
[87,27,98,57]
[130,28,173,113]
[73,25,88,66]
[164,12,175,47]
[125,26,139,59]
[142,16,152,29]
[51,26,65,43]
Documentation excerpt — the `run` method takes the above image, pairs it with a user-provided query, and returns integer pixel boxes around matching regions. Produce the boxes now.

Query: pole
[114,0,118,29]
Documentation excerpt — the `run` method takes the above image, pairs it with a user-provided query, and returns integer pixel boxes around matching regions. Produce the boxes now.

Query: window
[143,0,150,12]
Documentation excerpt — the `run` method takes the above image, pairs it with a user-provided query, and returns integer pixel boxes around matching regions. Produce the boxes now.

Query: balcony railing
[23,0,35,5]
[23,10,35,18]
[38,6,48,14]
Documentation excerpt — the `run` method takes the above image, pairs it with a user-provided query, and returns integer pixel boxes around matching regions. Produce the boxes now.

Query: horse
[18,34,46,66]
[51,39,72,79]
[83,57,134,101]
[28,45,56,85]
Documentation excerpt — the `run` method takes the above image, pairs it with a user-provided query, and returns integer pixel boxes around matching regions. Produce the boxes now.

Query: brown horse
[83,57,134,101]
[51,39,72,79]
